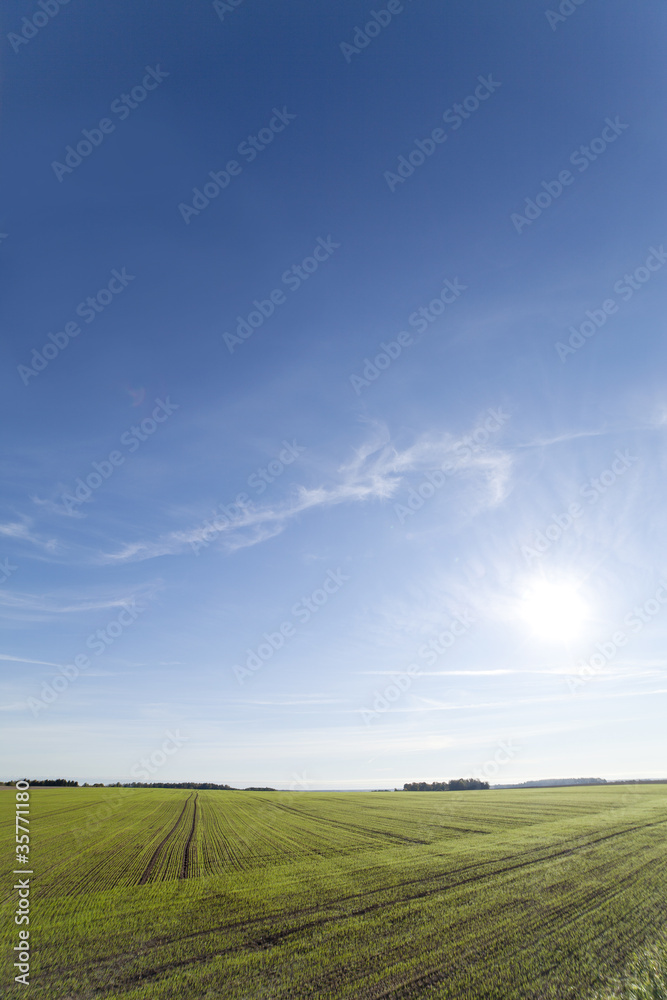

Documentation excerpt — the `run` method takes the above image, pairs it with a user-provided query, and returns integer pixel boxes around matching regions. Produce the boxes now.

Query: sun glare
[518,580,589,642]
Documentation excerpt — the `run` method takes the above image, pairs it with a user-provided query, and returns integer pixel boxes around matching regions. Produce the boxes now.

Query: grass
[1,784,666,998]
[594,936,667,999]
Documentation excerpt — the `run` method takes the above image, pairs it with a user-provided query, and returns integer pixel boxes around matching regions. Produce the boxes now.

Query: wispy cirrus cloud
[0,518,59,551]
[356,685,667,716]
[0,653,62,667]
[363,669,524,676]
[231,698,343,707]
[0,583,159,623]
[100,424,513,564]
[30,494,86,519]
[515,428,608,449]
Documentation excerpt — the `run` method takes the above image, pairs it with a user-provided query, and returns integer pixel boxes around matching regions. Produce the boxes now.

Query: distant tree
[403,778,489,791]
[15,778,79,787]
[500,777,607,789]
[121,781,236,790]
[448,778,489,791]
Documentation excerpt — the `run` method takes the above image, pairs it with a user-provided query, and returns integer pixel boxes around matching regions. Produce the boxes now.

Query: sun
[517,580,589,642]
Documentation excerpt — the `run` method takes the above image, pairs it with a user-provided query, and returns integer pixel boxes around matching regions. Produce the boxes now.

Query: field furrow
[138,793,193,885]
[2,785,667,1000]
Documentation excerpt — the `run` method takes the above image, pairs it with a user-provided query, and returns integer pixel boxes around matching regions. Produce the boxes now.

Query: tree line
[120,781,238,789]
[402,779,489,791]
[5,780,274,790]
[9,778,79,786]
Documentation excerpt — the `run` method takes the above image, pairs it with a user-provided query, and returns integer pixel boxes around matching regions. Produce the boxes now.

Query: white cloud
[100,424,513,563]
[0,519,59,551]
[30,495,85,519]
[0,584,159,623]
[0,653,62,667]
[516,428,607,448]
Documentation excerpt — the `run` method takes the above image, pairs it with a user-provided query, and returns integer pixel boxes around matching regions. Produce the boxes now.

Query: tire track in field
[44,815,667,987]
[0,797,178,905]
[69,855,666,995]
[268,800,430,844]
[138,794,192,885]
[367,870,646,1000]
[135,846,667,995]
[180,793,198,879]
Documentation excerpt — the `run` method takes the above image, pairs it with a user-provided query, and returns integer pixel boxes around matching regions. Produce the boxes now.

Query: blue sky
[1,0,666,788]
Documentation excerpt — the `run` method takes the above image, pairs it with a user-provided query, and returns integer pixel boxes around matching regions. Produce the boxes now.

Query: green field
[2,784,667,998]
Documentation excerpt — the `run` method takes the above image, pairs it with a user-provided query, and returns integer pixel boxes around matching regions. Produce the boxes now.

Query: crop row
[4,792,666,999]
[2,785,666,899]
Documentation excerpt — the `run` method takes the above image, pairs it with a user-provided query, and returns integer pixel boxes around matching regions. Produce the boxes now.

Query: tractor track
[138,794,193,885]
[53,856,662,995]
[37,815,667,986]
[269,799,430,844]
[181,793,198,879]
